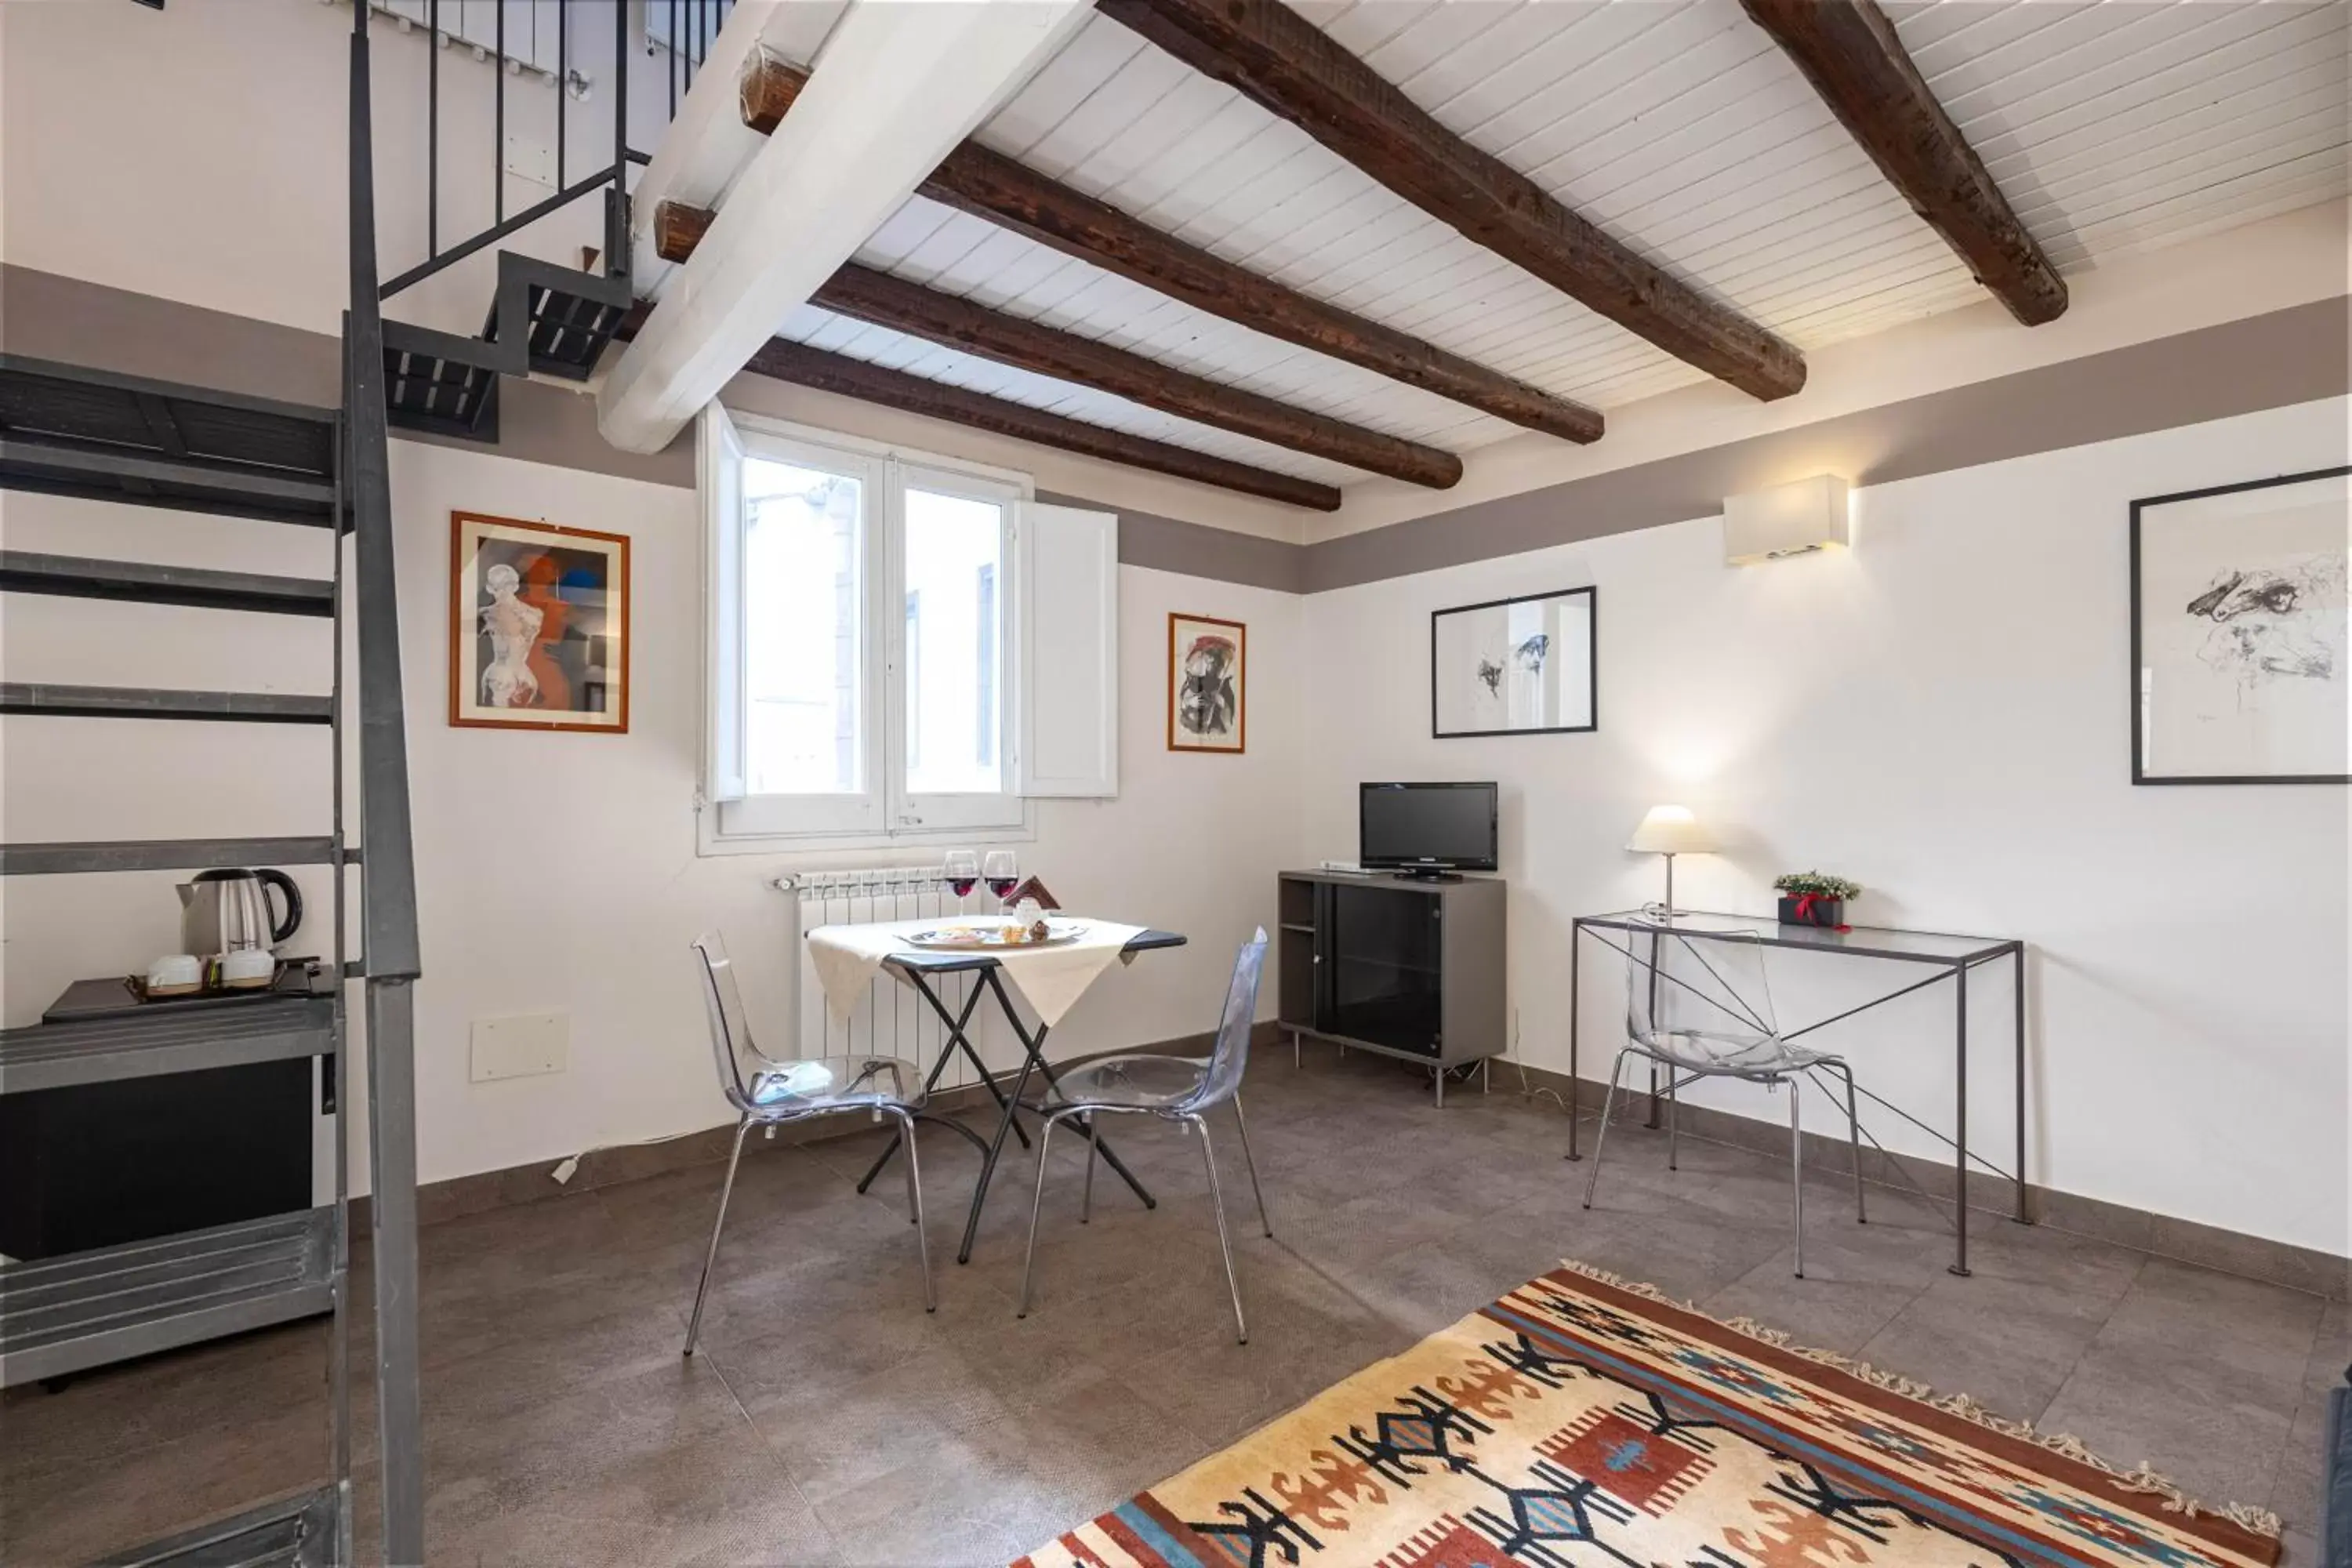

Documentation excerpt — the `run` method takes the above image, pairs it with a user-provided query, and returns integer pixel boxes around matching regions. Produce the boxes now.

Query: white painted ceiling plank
[1019,46,1196,181]
[1915,2,2180,100]
[1430,3,1690,136]
[1537,67,1826,209]
[1942,4,2328,136]
[1485,27,1784,184]
[2010,110,2351,233]
[1360,0,1526,87]
[1891,0,2092,64]
[1320,0,1446,60]
[977,15,1146,160]
[1059,74,1239,199]
[1979,57,2348,188]
[2037,141,2351,245]
[1969,14,2347,158]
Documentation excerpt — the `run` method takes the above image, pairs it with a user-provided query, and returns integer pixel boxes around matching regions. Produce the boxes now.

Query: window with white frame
[699,405,1119,851]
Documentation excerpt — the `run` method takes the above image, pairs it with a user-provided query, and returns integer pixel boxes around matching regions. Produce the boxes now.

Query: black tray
[42,958,328,1024]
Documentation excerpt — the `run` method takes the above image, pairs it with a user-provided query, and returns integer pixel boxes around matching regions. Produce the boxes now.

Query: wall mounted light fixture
[1724,474,1850,565]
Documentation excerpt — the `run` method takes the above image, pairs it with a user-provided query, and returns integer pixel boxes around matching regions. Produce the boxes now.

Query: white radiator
[776,866,978,1090]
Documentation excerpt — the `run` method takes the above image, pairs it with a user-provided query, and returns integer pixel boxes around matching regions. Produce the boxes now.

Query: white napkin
[804,917,1147,1029]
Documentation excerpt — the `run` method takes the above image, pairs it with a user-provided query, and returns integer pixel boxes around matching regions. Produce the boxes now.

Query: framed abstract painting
[449,511,630,733]
[1168,612,1246,753]
[2130,467,2348,785]
[1431,586,1595,739]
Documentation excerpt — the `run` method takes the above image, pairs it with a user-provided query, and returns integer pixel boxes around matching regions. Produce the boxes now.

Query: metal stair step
[1,353,338,528]
[93,1485,339,1568]
[483,252,634,382]
[381,318,505,443]
[0,996,335,1094]
[0,836,339,876]
[0,553,335,617]
[0,1208,336,1388]
[0,684,333,724]
[0,439,338,528]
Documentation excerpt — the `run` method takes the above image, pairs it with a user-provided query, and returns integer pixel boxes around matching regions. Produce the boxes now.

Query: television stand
[1388,868,1465,883]
[1275,869,1506,1106]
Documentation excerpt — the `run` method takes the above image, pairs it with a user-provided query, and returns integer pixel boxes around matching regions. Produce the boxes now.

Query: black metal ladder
[0,6,430,1559]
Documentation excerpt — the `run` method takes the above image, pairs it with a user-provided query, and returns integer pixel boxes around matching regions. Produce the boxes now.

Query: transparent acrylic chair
[1581,920,1866,1278]
[1017,930,1272,1342]
[683,931,933,1357]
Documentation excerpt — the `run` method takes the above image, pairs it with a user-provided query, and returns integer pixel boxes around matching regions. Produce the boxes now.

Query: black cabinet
[1277,870,1506,1102]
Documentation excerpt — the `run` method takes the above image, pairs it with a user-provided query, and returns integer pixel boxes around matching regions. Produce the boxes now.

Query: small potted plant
[1773,871,1860,928]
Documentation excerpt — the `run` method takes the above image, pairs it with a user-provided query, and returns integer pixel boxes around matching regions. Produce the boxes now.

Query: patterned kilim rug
[1018,1261,2282,1568]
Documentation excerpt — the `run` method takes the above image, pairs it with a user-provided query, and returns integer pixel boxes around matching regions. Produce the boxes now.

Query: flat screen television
[1359,782,1498,877]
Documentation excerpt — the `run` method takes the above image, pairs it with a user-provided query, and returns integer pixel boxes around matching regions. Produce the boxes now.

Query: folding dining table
[840,927,1189,1265]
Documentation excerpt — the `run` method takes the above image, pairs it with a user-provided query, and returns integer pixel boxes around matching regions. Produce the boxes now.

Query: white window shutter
[699,402,748,803]
[1016,501,1119,797]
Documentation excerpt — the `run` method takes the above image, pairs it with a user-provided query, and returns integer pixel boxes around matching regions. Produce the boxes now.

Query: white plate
[902,920,1087,951]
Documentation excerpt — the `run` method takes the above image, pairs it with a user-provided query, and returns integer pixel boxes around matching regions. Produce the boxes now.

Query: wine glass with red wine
[982,851,1018,910]
[942,851,978,915]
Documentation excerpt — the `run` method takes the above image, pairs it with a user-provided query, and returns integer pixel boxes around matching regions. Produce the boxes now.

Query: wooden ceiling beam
[613,301,1339,508]
[739,53,1602,444]
[1742,0,2066,326]
[1093,0,1806,402]
[744,340,1342,511]
[656,200,1462,488]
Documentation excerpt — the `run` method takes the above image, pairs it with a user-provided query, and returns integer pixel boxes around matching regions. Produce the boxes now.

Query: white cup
[219,949,277,989]
[147,953,204,995]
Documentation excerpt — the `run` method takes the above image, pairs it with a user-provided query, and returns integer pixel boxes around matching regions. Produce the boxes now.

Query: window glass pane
[903,486,1005,795]
[743,456,863,794]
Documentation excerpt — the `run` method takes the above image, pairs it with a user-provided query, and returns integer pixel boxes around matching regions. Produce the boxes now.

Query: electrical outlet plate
[470,1012,569,1083]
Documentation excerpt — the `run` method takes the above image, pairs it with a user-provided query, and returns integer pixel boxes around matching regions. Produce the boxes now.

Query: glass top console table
[1567,909,2027,1277]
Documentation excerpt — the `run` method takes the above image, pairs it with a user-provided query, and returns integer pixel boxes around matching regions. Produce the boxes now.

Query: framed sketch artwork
[449,511,630,733]
[2131,467,2348,785]
[1168,612,1245,753]
[1432,586,1596,738]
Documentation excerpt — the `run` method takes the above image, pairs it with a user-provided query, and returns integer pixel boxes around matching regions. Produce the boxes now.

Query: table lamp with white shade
[1627,805,1716,916]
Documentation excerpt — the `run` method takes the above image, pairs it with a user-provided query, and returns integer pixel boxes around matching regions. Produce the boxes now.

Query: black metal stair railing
[379,0,633,302]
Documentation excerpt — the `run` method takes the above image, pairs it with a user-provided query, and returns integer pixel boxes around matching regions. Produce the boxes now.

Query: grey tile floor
[2,1047,2338,1566]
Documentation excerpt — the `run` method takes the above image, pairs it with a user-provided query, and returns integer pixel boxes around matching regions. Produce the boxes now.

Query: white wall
[0,438,1305,1190]
[1300,397,2351,1257]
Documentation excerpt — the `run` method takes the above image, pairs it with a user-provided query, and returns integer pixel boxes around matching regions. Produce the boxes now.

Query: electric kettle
[178,868,303,956]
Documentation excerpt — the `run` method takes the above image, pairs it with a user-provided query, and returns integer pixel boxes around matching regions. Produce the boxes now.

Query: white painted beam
[597,0,1092,455]
[625,0,850,299]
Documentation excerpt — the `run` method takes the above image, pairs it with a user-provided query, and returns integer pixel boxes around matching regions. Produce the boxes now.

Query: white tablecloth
[805,917,1147,1029]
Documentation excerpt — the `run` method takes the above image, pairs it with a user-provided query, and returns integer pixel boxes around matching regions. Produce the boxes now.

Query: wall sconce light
[1724,474,1850,565]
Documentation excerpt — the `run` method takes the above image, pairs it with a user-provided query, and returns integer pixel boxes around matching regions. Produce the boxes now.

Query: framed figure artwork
[1431,586,1596,739]
[2131,466,2348,784]
[1168,612,1245,754]
[449,511,630,733]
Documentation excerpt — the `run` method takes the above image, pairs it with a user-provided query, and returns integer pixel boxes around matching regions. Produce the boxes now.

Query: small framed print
[449,511,630,733]
[1432,586,1596,739]
[1168,612,1245,754]
[2131,467,2348,784]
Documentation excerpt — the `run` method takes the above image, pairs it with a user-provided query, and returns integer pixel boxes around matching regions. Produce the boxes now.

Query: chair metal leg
[1788,1075,1806,1279]
[1193,1114,1247,1344]
[1017,1112,1069,1318]
[1828,1059,1866,1224]
[895,1109,936,1312]
[1667,1069,1680,1171]
[1232,1091,1272,1238]
[1080,1110,1098,1225]
[1581,1048,1635,1210]
[684,1116,755,1357]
